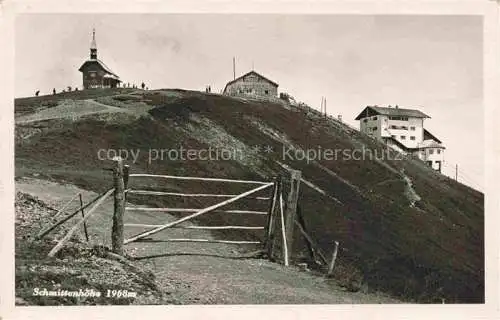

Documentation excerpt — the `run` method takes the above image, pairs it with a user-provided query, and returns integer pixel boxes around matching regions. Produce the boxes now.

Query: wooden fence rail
[294,219,328,265]
[125,207,268,215]
[51,192,82,221]
[127,190,270,200]
[136,238,261,245]
[129,173,269,185]
[79,193,89,242]
[124,224,264,230]
[327,241,340,277]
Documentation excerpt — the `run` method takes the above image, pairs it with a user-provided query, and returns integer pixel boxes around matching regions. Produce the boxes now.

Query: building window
[373,116,378,120]
[410,126,415,131]
[372,126,378,131]
[400,135,406,140]
[429,149,434,154]
[265,90,269,95]
[363,119,368,123]
[437,149,441,154]
[389,125,409,130]
[389,116,409,121]
[410,136,416,140]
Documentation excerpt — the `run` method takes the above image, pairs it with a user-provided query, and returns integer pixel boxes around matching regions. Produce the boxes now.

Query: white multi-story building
[355,105,445,172]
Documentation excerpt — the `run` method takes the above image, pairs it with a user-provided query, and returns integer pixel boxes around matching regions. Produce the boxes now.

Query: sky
[15,14,484,191]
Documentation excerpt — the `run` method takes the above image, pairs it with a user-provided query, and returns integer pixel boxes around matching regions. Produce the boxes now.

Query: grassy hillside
[15,89,484,303]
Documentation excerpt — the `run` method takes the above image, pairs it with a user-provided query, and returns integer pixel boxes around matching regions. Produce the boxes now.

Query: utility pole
[324,97,327,117]
[455,164,458,181]
[233,57,236,80]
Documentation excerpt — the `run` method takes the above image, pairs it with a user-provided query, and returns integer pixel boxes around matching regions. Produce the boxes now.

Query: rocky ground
[15,191,176,305]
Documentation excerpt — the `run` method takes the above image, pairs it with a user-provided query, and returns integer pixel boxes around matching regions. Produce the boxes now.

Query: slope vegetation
[15,89,484,303]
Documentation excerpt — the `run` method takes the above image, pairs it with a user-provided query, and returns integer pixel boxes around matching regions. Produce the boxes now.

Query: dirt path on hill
[15,177,401,304]
[15,99,125,124]
[15,98,152,124]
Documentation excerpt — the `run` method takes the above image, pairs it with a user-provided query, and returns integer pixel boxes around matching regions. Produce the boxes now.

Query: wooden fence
[35,188,115,258]
[36,157,339,272]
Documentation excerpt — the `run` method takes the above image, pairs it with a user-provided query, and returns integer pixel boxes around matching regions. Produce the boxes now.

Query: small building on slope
[355,105,445,172]
[223,70,278,98]
[78,29,121,89]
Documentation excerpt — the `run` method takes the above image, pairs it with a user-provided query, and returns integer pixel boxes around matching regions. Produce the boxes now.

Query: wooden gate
[123,175,275,245]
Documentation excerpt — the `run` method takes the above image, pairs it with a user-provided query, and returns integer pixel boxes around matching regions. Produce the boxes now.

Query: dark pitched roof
[78,59,120,79]
[223,70,278,93]
[355,106,430,120]
[423,129,442,144]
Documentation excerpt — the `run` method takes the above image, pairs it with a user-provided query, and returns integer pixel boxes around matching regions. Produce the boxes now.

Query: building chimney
[395,105,399,109]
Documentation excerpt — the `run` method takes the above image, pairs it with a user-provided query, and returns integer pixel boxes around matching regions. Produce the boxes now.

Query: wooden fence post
[327,241,340,277]
[264,176,279,259]
[79,193,89,242]
[284,170,301,263]
[278,188,288,266]
[123,165,130,190]
[112,157,125,255]
[268,177,282,260]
